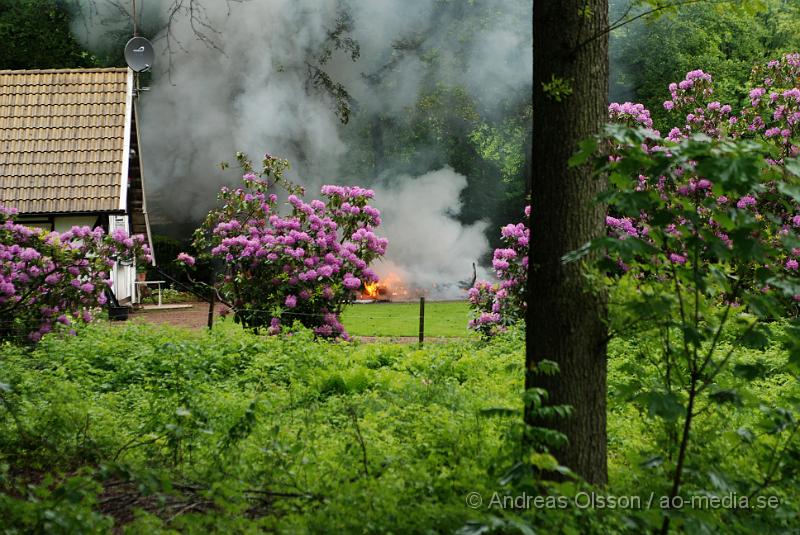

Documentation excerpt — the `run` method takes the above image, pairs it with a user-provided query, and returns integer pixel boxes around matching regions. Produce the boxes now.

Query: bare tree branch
[574,0,725,54]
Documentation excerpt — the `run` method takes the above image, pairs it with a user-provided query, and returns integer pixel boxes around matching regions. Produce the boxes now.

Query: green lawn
[341,300,472,337]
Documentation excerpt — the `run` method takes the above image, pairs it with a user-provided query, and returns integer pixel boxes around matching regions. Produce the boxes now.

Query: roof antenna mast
[124,0,154,96]
[132,0,138,37]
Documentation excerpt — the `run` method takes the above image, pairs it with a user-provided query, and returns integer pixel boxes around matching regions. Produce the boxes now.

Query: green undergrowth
[0,318,798,533]
[0,321,523,533]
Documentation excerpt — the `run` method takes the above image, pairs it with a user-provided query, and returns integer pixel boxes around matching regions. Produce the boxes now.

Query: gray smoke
[372,168,490,299]
[69,0,531,296]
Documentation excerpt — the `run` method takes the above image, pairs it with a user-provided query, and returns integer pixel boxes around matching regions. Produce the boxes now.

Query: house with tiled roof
[0,67,153,304]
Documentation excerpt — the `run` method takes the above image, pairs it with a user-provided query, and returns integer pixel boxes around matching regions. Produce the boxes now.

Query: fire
[363,281,380,298]
[359,272,414,301]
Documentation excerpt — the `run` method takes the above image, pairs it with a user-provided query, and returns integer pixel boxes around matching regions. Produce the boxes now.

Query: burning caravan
[358,262,477,302]
[0,68,154,305]
[358,272,414,302]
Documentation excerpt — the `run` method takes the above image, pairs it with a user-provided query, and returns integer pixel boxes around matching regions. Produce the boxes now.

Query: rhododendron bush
[468,206,529,337]
[566,55,800,533]
[180,153,387,339]
[592,53,800,307]
[0,205,150,343]
[471,54,800,338]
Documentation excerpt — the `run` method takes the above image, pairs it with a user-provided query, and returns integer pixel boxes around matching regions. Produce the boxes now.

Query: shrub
[467,205,529,337]
[0,205,150,343]
[602,54,800,305]
[179,153,387,339]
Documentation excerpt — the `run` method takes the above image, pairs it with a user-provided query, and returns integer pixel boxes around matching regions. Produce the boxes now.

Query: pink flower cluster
[738,58,800,157]
[1,204,150,343]
[660,70,738,138]
[658,54,800,160]
[664,69,714,109]
[468,206,529,336]
[608,102,654,129]
[181,155,387,339]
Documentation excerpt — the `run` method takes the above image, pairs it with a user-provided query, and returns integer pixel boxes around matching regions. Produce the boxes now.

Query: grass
[340,300,472,337]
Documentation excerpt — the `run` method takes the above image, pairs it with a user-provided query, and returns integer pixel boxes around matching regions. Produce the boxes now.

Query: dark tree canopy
[611,0,800,131]
[0,0,95,69]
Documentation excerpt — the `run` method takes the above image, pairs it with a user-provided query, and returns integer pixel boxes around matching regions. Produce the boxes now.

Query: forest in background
[3,0,799,266]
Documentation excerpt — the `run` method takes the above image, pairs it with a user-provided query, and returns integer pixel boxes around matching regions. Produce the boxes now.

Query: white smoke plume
[69,0,531,297]
[372,168,490,299]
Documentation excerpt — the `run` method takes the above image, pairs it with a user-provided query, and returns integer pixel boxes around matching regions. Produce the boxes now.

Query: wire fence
[0,299,470,346]
[144,297,434,342]
[205,308,421,320]
[129,290,464,342]
[136,299,439,320]
[1,264,467,345]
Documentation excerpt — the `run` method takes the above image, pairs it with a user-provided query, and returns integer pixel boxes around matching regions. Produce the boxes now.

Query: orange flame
[363,281,380,298]
[360,272,412,301]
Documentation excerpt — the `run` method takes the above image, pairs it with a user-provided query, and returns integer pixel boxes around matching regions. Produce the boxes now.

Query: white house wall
[53,216,98,234]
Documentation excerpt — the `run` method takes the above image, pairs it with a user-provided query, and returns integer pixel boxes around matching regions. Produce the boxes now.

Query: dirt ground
[128,302,227,330]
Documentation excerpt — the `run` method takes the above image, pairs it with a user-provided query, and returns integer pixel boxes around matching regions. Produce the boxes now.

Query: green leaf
[736,427,754,443]
[568,137,598,168]
[766,275,800,299]
[783,157,800,180]
[732,361,768,380]
[535,360,560,376]
[562,241,592,264]
[776,181,800,203]
[681,324,705,346]
[528,452,560,471]
[758,406,795,434]
[740,324,771,350]
[708,388,743,406]
[506,519,537,535]
[787,344,800,375]
[498,461,529,486]
[523,425,569,448]
[537,405,574,419]
[711,210,734,231]
[637,390,685,421]
[743,293,780,320]
[606,236,659,260]
[522,387,548,408]
[615,379,643,400]
[728,233,765,262]
[708,470,733,492]
[695,147,763,194]
[455,521,492,535]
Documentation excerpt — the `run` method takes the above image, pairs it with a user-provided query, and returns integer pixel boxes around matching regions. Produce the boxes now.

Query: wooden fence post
[418,296,425,346]
[207,291,215,330]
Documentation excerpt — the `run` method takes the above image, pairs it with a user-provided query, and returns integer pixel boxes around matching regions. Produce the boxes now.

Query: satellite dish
[124,36,154,72]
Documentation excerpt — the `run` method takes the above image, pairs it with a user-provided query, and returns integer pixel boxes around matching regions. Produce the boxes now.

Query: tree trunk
[526,0,609,486]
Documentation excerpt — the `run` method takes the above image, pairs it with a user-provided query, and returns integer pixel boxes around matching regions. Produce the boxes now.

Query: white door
[108,215,137,304]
